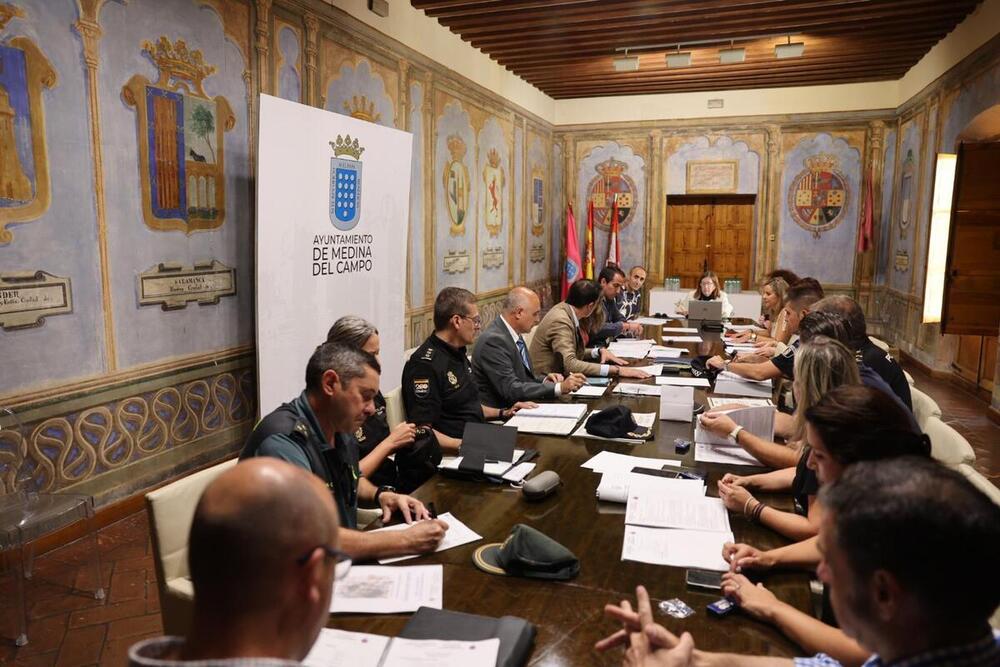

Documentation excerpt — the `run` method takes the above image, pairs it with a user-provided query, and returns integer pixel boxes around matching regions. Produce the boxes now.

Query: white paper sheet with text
[621,526,733,571]
[374,513,482,564]
[303,629,390,667]
[571,385,608,397]
[582,450,682,474]
[330,565,443,614]
[655,376,710,387]
[662,327,699,333]
[382,638,500,667]
[625,495,731,533]
[695,442,764,466]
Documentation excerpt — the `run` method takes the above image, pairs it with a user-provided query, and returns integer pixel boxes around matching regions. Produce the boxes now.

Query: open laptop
[686,299,723,322]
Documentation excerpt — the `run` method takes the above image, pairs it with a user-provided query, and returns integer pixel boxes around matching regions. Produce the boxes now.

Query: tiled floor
[1,363,997,665]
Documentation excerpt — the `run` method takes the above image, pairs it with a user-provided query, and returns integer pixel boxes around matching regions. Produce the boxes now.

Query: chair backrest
[146,459,238,586]
[923,417,976,467]
[910,387,942,428]
[384,386,406,428]
[903,369,915,385]
[955,463,1000,507]
[868,335,891,353]
[403,347,418,363]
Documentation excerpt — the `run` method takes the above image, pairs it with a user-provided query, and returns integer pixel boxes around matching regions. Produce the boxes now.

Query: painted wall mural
[888,115,923,293]
[665,135,759,195]
[875,128,897,286]
[526,131,549,284]
[778,132,862,285]
[275,22,301,102]
[512,123,523,282]
[476,116,510,293]
[434,97,476,291]
[407,79,424,306]
[577,141,646,270]
[913,106,937,296]
[550,141,563,281]
[324,57,395,128]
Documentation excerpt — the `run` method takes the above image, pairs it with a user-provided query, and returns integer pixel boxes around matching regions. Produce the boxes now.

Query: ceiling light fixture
[775,35,805,59]
[613,49,640,72]
[719,40,745,64]
[665,46,692,69]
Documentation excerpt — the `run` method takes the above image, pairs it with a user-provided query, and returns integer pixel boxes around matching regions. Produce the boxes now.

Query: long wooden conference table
[331,320,812,665]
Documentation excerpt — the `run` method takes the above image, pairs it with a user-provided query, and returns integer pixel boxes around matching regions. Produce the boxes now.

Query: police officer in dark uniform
[402,287,535,452]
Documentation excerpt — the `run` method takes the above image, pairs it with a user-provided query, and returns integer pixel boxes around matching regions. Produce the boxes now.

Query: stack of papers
[655,376,709,387]
[330,565,443,614]
[582,450,682,474]
[662,326,699,334]
[695,441,763,467]
[634,316,669,325]
[662,335,703,343]
[597,471,705,503]
[695,405,774,446]
[612,383,661,397]
[571,410,657,443]
[620,480,734,571]
[724,323,759,332]
[570,384,607,398]
[371,513,483,564]
[647,345,688,359]
[629,363,664,375]
[706,396,773,409]
[305,629,499,667]
[713,370,773,398]
[608,340,656,358]
[504,403,586,436]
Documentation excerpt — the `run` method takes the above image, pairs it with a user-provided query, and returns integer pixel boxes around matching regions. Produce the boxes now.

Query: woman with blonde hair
[674,270,734,318]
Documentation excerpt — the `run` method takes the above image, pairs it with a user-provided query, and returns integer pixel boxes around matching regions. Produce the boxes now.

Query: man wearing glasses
[402,287,535,453]
[129,458,352,664]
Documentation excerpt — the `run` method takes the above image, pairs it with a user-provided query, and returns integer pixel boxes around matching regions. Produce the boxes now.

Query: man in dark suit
[473,286,587,408]
[593,265,643,344]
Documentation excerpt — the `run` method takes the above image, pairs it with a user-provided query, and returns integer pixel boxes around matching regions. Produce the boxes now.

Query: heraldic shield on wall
[0,5,56,246]
[444,134,469,237]
[329,134,363,231]
[123,37,235,234]
[531,170,544,237]
[789,153,849,239]
[587,158,636,230]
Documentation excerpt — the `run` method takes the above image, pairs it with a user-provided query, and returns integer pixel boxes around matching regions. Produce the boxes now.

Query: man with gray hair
[812,295,911,411]
[473,286,587,407]
[241,341,447,561]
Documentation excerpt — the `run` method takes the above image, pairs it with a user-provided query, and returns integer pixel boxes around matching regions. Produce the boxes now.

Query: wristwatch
[374,485,396,504]
[728,425,744,444]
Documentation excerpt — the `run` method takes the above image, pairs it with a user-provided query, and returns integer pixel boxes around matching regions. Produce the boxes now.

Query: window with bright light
[922,153,957,324]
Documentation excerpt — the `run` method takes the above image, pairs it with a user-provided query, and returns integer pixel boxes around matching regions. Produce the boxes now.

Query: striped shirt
[793,630,1000,667]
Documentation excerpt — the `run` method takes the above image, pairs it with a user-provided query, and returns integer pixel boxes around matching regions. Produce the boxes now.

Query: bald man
[473,286,586,407]
[129,458,343,665]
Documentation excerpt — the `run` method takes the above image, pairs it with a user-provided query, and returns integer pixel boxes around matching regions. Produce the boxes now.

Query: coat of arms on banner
[329,134,364,230]
[482,148,504,237]
[789,154,848,239]
[443,135,468,237]
[587,158,636,230]
[122,37,235,234]
[0,6,56,246]
[531,170,544,237]
[898,148,915,240]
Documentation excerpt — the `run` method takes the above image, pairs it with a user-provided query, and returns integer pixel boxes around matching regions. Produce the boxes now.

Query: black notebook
[399,606,536,667]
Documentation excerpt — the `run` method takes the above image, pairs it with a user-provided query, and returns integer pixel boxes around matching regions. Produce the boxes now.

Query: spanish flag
[562,203,583,300]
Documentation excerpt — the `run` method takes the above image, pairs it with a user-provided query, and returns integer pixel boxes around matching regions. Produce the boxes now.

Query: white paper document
[304,630,499,667]
[582,450,682,474]
[513,403,587,419]
[662,335,703,343]
[625,495,731,533]
[622,525,733,571]
[634,316,669,325]
[330,565,442,614]
[501,461,536,483]
[570,384,608,397]
[304,629,390,667]
[572,411,657,443]
[503,414,578,435]
[695,442,763,467]
[629,364,664,375]
[613,383,661,397]
[374,513,483,564]
[382,638,499,667]
[707,397,773,409]
[662,326,699,333]
[713,370,773,398]
[659,385,694,422]
[608,341,655,357]
[725,324,759,332]
[655,376,710,387]
[597,471,705,503]
[647,345,686,359]
[695,405,774,446]
[439,449,525,476]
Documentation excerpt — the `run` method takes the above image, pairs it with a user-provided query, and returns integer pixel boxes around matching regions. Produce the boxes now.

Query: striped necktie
[516,336,532,371]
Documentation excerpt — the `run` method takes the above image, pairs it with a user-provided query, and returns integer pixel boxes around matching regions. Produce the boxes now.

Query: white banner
[256,94,411,414]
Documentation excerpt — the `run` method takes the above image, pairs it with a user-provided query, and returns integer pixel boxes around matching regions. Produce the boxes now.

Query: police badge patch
[413,378,430,398]
[329,134,364,231]
[447,371,459,387]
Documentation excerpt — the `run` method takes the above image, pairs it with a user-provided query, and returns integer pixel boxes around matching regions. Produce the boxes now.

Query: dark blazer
[472,316,556,408]
[593,296,625,344]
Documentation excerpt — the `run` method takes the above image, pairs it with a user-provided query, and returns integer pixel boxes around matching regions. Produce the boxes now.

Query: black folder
[399,606,536,667]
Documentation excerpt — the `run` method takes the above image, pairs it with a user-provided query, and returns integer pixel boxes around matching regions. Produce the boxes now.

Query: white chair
[146,458,238,636]
[910,387,942,429]
[868,336,891,353]
[923,417,976,467]
[384,386,405,429]
[955,463,1000,507]
[903,369,914,385]
[403,347,418,363]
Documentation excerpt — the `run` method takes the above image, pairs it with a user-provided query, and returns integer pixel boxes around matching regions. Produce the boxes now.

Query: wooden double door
[665,195,755,289]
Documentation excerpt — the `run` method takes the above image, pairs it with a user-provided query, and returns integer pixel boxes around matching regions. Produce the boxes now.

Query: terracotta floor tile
[105,614,162,642]
[106,571,145,604]
[112,556,152,575]
[67,600,146,630]
[8,613,68,658]
[55,625,105,667]
[8,650,59,667]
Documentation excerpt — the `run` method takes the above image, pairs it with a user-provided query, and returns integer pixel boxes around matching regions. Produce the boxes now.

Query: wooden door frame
[663,194,758,288]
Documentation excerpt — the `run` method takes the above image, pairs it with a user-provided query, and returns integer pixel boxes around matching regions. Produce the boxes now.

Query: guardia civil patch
[447,370,458,387]
[413,378,430,398]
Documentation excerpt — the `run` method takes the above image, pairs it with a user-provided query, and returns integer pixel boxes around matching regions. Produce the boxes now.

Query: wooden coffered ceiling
[410,0,985,99]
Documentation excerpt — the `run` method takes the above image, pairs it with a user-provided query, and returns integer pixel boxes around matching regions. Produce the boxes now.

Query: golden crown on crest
[595,158,627,178]
[330,134,364,160]
[344,95,381,123]
[447,134,467,160]
[142,37,216,94]
[0,3,26,31]
[486,148,501,168]
[805,153,838,173]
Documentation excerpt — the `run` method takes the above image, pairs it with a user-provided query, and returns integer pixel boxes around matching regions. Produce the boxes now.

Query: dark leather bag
[394,427,442,493]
